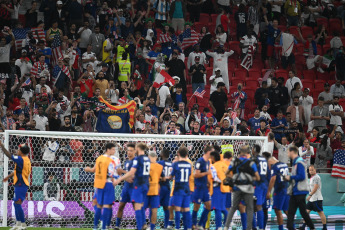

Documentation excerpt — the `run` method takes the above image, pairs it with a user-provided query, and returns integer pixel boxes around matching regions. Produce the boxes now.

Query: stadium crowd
[0,0,344,168]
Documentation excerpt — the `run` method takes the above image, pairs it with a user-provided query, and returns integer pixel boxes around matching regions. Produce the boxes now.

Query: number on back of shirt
[280,168,289,181]
[164,166,172,177]
[259,161,267,175]
[180,168,189,182]
[143,162,150,175]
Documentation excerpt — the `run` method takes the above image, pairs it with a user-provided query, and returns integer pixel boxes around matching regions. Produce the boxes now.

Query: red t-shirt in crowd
[80,79,94,98]
[221,15,229,32]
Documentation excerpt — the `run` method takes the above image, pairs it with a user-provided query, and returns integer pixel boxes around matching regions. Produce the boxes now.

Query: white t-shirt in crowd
[158,85,170,108]
[240,35,257,53]
[309,174,323,202]
[0,44,11,63]
[33,114,49,131]
[82,52,97,69]
[262,141,274,154]
[329,103,343,126]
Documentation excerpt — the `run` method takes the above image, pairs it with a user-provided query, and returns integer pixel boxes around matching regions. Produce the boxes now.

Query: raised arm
[0,141,12,159]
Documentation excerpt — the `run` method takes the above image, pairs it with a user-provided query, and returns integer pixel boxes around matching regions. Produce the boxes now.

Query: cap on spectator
[119,38,125,42]
[63,55,70,59]
[21,49,27,53]
[57,1,63,4]
[227,107,233,111]
[304,88,310,92]
[102,62,109,68]
[324,82,330,87]
[215,68,221,72]
[172,76,180,82]
[171,112,179,118]
[195,56,200,60]
[206,113,213,118]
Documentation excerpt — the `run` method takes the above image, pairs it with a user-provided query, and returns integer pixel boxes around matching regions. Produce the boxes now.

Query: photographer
[224,145,260,230]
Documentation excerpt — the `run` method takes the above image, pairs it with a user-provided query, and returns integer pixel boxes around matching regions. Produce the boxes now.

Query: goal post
[1,130,267,228]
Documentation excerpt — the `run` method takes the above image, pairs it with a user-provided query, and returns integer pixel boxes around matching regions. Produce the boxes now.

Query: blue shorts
[160,186,171,207]
[254,187,267,206]
[120,187,133,203]
[96,182,115,205]
[171,195,191,208]
[273,191,290,211]
[131,185,148,204]
[169,196,173,207]
[211,186,226,211]
[93,189,97,200]
[225,193,232,209]
[263,197,271,209]
[192,188,210,204]
[306,200,323,212]
[14,186,28,202]
[145,195,160,209]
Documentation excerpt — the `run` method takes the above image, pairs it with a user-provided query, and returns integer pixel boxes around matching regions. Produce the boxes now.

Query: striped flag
[158,33,172,44]
[240,45,255,70]
[179,28,199,50]
[193,87,206,98]
[31,27,46,44]
[21,78,31,87]
[52,64,72,87]
[51,34,63,66]
[13,28,28,50]
[332,149,345,179]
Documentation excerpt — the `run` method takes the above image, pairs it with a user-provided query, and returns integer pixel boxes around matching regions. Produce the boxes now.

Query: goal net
[1,130,267,229]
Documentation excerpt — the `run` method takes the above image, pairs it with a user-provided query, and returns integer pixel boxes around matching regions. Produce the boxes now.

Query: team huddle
[0,140,327,230]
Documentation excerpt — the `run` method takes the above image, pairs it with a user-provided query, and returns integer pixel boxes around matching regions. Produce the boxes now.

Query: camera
[223,177,234,187]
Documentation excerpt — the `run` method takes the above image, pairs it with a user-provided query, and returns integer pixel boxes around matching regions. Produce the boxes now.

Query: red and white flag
[153,69,175,88]
[158,33,172,44]
[240,45,255,70]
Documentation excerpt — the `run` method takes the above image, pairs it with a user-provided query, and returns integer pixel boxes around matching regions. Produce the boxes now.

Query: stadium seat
[301,26,314,39]
[295,54,306,67]
[245,79,259,88]
[339,99,345,110]
[194,22,204,33]
[341,37,345,46]
[208,23,216,36]
[231,77,244,86]
[229,41,241,58]
[317,44,323,55]
[302,70,316,80]
[251,61,263,70]
[314,80,325,90]
[211,14,218,24]
[199,13,210,25]
[248,69,261,79]
[325,36,333,45]
[316,18,329,30]
[323,44,331,54]
[243,88,255,101]
[275,69,289,81]
[234,68,248,78]
[317,72,332,81]
[229,86,237,94]
[289,26,300,39]
[328,80,336,86]
[294,43,304,54]
[187,85,193,94]
[301,79,313,90]
[329,18,342,35]
[228,59,237,71]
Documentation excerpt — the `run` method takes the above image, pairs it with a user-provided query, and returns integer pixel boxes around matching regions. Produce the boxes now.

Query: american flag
[193,87,206,98]
[158,33,172,44]
[21,78,31,87]
[51,34,63,66]
[31,27,46,44]
[332,149,345,179]
[179,28,199,50]
[13,28,28,50]
[52,64,72,86]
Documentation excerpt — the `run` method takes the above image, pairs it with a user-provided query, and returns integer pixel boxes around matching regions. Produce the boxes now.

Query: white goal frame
[1,130,268,227]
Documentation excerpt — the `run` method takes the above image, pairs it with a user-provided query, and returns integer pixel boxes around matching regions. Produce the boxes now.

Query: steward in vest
[224,145,260,230]
[0,142,31,229]
[145,151,163,230]
[210,151,230,229]
[117,51,131,82]
[115,39,129,63]
[284,145,315,230]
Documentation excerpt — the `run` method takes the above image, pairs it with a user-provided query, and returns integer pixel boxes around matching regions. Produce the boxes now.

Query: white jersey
[110,155,121,180]
[309,174,323,202]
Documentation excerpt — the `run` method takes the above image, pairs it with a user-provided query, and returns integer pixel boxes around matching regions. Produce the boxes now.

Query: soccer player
[145,151,163,230]
[115,143,136,230]
[169,147,192,230]
[0,143,31,230]
[266,156,289,230]
[222,151,232,212]
[210,151,229,230]
[158,149,173,229]
[192,145,213,229]
[252,146,269,230]
[299,165,327,230]
[85,142,118,230]
[114,142,150,230]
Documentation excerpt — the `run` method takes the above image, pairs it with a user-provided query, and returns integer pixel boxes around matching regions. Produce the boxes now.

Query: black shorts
[281,53,295,69]
[306,200,323,212]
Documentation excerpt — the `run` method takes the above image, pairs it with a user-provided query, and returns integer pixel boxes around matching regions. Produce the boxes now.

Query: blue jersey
[171,160,192,196]
[271,162,289,192]
[195,157,210,189]
[123,159,134,189]
[158,160,172,188]
[247,117,266,131]
[255,156,269,188]
[132,155,150,186]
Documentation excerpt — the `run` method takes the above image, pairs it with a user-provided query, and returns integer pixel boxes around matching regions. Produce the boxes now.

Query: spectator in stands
[256,119,270,136]
[311,97,330,132]
[235,4,248,40]
[240,26,257,60]
[318,83,333,107]
[260,105,272,122]
[248,0,259,35]
[231,83,247,118]
[329,95,344,131]
[15,50,33,77]
[209,82,227,121]
[165,120,180,134]
[285,70,303,103]
[171,83,187,105]
[290,82,303,103]
[264,18,281,68]
[336,46,345,81]
[167,51,186,92]
[39,0,56,29]
[169,0,186,32]
[43,172,61,201]
[32,106,49,131]
[215,25,227,46]
[330,32,343,56]
[278,77,290,113]
[189,56,206,93]
[157,83,171,113]
[284,0,301,26]
[330,80,345,98]
[187,44,206,69]
[310,135,333,172]
[287,96,305,129]
[13,97,30,119]
[271,110,288,142]
[280,29,297,71]
[209,68,224,95]
[25,1,38,28]
[268,77,284,116]
[248,108,265,132]
[299,88,313,125]
[60,116,75,132]
[255,81,269,110]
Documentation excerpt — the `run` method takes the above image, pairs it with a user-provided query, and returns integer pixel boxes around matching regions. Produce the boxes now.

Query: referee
[284,146,315,230]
